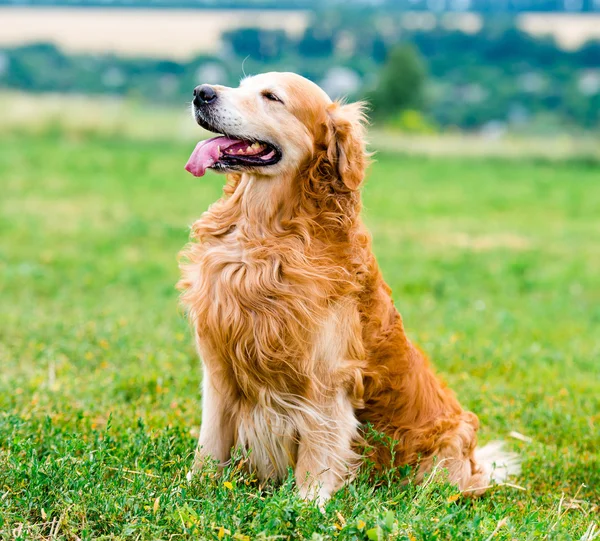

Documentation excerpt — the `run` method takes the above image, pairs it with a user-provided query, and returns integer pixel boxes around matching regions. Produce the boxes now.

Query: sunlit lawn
[0,131,598,539]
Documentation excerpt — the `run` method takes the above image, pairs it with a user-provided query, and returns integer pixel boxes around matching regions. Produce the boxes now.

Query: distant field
[1,7,600,58]
[0,127,598,539]
[0,7,309,58]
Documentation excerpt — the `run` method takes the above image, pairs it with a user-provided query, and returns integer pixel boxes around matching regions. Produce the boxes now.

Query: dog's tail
[455,441,521,496]
[473,441,521,487]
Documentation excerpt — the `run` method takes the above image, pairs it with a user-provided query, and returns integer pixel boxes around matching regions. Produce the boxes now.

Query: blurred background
[2,2,600,537]
[1,0,599,148]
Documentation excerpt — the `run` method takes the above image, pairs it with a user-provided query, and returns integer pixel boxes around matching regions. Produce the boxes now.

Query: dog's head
[185,72,368,190]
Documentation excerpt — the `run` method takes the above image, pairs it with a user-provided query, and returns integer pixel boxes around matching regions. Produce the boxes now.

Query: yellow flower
[223,481,234,490]
[357,520,366,530]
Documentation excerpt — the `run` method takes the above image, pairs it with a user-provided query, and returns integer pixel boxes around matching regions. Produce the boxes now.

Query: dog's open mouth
[185,136,281,177]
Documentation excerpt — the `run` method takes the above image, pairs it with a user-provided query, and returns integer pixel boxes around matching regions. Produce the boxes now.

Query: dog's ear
[324,101,369,191]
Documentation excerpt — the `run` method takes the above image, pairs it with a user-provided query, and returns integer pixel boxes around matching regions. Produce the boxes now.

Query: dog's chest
[184,227,331,396]
[193,227,283,309]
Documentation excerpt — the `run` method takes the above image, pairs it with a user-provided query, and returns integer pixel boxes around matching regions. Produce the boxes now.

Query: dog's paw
[299,482,331,511]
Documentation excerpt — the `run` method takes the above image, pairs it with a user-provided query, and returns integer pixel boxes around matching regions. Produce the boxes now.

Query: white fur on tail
[475,441,522,484]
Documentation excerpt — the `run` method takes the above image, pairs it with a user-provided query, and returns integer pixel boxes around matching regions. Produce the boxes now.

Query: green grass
[0,131,598,540]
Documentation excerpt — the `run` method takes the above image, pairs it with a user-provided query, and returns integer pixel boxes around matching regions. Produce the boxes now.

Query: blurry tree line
[1,11,599,132]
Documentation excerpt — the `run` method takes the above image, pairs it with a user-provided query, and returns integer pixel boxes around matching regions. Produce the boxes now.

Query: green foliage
[369,45,426,121]
[0,131,599,539]
[384,109,437,134]
[297,27,336,58]
[222,28,289,61]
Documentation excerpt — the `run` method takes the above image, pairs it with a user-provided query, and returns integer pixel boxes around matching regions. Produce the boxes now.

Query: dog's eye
[262,91,283,104]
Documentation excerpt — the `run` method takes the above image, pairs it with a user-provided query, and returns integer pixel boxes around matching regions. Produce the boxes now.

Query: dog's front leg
[193,366,235,473]
[295,392,359,506]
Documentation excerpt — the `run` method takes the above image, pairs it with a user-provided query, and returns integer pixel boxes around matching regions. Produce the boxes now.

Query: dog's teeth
[224,143,265,157]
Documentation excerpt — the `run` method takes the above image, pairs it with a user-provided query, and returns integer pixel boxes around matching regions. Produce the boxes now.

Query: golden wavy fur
[178,72,519,503]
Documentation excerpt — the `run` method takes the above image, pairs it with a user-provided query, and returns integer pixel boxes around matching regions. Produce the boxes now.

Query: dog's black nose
[193,84,217,106]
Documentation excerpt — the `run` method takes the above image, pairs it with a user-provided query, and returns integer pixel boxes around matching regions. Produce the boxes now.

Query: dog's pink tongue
[185,136,238,177]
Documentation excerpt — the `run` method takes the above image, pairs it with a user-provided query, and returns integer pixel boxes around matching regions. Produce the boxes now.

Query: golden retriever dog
[178,72,519,504]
